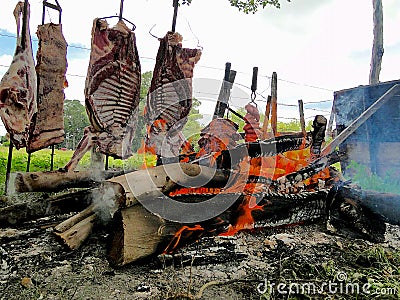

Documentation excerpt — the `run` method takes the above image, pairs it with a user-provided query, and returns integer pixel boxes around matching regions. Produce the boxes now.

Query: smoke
[90,184,120,224]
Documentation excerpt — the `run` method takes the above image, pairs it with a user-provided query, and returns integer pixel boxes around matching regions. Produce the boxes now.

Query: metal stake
[172,0,179,32]
[5,143,13,195]
[50,145,55,171]
[26,152,31,172]
[119,0,124,20]
[105,154,109,170]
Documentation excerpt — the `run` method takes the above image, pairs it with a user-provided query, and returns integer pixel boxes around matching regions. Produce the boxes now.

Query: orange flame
[163,224,204,254]
[220,195,263,236]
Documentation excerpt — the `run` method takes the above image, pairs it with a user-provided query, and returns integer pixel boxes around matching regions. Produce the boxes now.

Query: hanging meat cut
[27,23,68,152]
[0,1,37,149]
[144,31,201,158]
[65,18,141,171]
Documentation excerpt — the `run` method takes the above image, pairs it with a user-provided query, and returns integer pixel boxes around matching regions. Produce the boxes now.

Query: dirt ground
[1,212,399,300]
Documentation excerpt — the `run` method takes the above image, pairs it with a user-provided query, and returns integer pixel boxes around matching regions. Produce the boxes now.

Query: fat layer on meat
[0,1,37,149]
[27,23,68,153]
[144,31,201,157]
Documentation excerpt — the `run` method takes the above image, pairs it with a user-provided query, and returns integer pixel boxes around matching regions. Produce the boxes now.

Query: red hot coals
[144,32,201,158]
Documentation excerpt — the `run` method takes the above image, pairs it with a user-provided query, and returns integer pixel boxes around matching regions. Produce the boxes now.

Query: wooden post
[4,143,13,195]
[261,95,272,140]
[213,63,236,119]
[298,99,306,137]
[369,0,384,85]
[270,72,278,136]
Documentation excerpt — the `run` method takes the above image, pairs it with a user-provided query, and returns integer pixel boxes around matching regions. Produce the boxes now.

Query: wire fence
[0,31,334,127]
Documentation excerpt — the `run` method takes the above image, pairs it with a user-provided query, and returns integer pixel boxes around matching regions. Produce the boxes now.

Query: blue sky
[0,0,399,135]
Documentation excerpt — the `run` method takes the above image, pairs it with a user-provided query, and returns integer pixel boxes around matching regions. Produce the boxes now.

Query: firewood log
[0,189,92,227]
[14,169,127,193]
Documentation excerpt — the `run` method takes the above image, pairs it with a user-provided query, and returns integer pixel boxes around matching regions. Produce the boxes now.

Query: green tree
[183,97,203,151]
[61,99,89,149]
[131,71,153,152]
[181,0,290,13]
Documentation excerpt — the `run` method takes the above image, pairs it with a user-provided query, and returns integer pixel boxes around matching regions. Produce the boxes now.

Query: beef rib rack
[0,1,37,149]
[65,18,141,171]
[144,31,201,158]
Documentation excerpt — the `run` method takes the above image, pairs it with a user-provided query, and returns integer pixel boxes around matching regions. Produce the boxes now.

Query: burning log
[107,190,330,267]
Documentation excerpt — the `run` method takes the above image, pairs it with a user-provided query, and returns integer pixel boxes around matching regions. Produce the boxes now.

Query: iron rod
[50,145,55,171]
[5,143,13,195]
[119,0,124,20]
[172,0,179,32]
[26,152,31,172]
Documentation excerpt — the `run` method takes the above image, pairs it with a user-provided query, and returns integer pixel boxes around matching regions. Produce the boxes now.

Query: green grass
[0,146,156,195]
[347,161,400,194]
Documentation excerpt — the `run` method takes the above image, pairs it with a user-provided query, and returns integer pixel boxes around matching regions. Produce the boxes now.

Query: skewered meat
[144,31,201,157]
[198,118,241,154]
[0,1,37,149]
[65,19,141,171]
[27,23,68,152]
[244,103,261,142]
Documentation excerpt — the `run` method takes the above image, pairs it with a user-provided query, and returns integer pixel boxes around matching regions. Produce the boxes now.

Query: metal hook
[42,0,62,25]
[99,16,136,31]
[249,67,258,107]
[149,24,161,39]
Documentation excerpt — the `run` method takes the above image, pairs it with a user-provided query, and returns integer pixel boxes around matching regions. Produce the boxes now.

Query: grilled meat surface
[144,31,201,157]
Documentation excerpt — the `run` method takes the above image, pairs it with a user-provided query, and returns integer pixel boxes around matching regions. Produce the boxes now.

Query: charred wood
[333,185,400,226]
[310,115,327,157]
[328,184,387,243]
